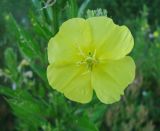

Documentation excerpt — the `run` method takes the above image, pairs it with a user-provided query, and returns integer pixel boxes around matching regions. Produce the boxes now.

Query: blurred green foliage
[0,0,160,131]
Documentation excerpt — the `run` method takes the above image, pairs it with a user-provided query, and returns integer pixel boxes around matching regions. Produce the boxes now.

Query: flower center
[85,52,97,70]
[77,49,98,71]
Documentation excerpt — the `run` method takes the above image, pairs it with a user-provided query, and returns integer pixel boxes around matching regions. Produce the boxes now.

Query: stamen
[75,43,85,58]
[76,47,98,71]
[93,49,96,58]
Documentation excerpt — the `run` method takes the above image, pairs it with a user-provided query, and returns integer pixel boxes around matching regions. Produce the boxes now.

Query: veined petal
[87,16,134,60]
[92,56,135,104]
[48,18,92,65]
[47,64,92,103]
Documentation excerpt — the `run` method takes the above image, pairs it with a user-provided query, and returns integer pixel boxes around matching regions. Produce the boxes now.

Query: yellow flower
[47,17,135,104]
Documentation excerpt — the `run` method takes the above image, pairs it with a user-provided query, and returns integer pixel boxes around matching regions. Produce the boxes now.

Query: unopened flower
[153,31,159,38]
[47,17,135,104]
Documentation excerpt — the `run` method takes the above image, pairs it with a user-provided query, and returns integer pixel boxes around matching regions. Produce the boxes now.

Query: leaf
[91,104,106,125]
[30,11,53,40]
[30,61,47,82]
[0,85,16,97]
[67,0,78,18]
[78,0,91,17]
[6,14,48,82]
[7,97,46,127]
[0,85,48,127]
[76,115,98,131]
[4,48,18,80]
[7,15,41,61]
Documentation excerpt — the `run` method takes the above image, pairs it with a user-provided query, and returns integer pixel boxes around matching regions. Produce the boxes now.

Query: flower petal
[87,16,134,60]
[48,18,92,65]
[47,64,92,103]
[92,56,135,104]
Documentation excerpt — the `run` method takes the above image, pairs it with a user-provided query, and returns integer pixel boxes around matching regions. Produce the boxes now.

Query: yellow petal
[48,18,92,65]
[87,16,134,60]
[47,64,92,103]
[92,56,135,104]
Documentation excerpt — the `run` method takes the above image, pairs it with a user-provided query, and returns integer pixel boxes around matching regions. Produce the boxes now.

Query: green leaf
[7,97,46,127]
[0,85,16,97]
[0,86,48,127]
[67,0,78,18]
[6,14,42,61]
[78,0,91,17]
[30,61,47,82]
[4,48,18,80]
[52,2,60,34]
[30,12,53,40]
[6,14,48,82]
[76,115,98,131]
